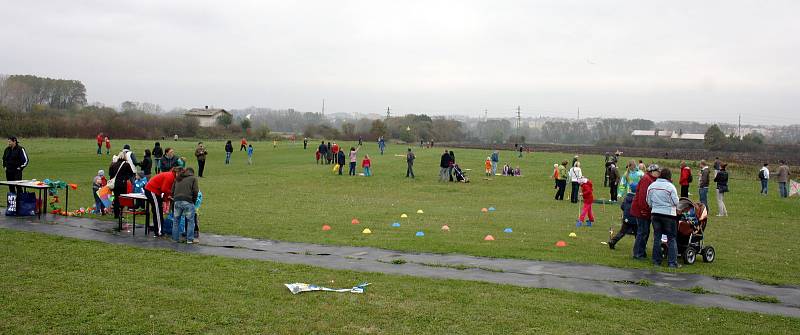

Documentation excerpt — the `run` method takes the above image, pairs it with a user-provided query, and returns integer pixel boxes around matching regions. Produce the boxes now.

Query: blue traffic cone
[575,220,582,227]
[585,220,593,227]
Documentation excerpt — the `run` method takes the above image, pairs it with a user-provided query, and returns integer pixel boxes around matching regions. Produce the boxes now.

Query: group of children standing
[316,141,372,176]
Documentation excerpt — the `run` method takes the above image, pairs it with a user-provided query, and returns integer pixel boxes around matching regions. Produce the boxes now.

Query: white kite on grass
[285,282,371,295]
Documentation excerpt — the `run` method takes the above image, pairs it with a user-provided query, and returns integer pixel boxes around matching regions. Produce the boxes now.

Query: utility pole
[738,113,742,139]
[321,99,325,116]
[516,106,521,140]
[385,106,391,120]
[577,106,580,120]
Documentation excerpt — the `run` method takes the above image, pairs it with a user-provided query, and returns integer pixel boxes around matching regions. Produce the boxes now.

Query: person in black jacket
[152,142,164,173]
[140,149,153,178]
[159,148,178,172]
[224,140,233,164]
[318,141,327,164]
[3,136,29,194]
[439,150,450,182]
[714,164,729,217]
[109,155,135,219]
[336,149,346,175]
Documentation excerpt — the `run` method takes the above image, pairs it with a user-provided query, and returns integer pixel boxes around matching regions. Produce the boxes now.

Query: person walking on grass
[777,160,790,198]
[714,163,729,216]
[194,142,207,177]
[554,161,568,200]
[631,164,660,260]
[608,160,643,250]
[303,137,308,150]
[568,162,583,203]
[439,150,451,182]
[348,146,360,176]
[152,142,163,173]
[679,161,692,198]
[576,177,595,227]
[171,167,199,244]
[406,148,415,178]
[759,163,770,196]
[104,136,111,155]
[486,157,493,177]
[647,167,680,269]
[240,138,247,151]
[247,144,254,165]
[224,140,233,165]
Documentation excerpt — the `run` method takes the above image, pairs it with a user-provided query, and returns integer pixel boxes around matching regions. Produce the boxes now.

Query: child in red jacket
[362,155,372,176]
[577,177,595,227]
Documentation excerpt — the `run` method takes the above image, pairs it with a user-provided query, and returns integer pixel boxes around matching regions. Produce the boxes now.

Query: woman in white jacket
[569,162,583,203]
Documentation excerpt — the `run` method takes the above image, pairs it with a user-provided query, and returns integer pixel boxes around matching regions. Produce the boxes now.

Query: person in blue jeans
[697,160,710,208]
[171,167,199,244]
[759,163,770,196]
[646,168,680,268]
[224,140,233,165]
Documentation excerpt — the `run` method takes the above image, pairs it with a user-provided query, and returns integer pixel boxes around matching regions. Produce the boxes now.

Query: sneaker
[186,240,193,244]
[575,220,582,227]
[585,221,593,227]
[607,241,615,250]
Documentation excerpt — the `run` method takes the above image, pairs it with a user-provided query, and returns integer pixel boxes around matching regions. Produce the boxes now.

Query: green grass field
[2,229,799,334]
[12,138,799,285]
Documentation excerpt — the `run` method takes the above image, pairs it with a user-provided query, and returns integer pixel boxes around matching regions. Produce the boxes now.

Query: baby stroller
[453,164,469,183]
[661,197,715,264]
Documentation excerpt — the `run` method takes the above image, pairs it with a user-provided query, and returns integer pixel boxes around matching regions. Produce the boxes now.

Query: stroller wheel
[702,246,715,263]
[683,248,696,265]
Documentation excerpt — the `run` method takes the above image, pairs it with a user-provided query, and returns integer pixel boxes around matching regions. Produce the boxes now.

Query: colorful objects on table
[556,240,568,247]
[362,228,372,234]
[416,209,424,214]
[415,231,425,237]
[322,225,332,231]
[441,225,450,231]
[392,222,401,227]
[484,235,495,241]
[401,214,408,218]
[351,218,360,225]
[569,232,577,238]
[503,228,513,233]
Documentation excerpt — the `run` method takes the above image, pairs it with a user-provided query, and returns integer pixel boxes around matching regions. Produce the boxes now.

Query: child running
[577,177,595,227]
[247,144,254,164]
[485,157,492,177]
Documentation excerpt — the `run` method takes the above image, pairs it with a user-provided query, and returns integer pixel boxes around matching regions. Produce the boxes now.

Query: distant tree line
[0,74,87,111]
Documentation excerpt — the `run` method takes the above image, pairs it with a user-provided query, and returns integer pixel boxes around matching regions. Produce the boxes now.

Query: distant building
[185,106,231,127]
[631,129,704,141]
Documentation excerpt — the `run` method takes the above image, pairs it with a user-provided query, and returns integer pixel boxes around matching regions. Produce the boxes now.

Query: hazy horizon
[2,1,798,125]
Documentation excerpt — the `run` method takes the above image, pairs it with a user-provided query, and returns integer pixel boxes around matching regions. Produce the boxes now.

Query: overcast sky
[1,0,798,124]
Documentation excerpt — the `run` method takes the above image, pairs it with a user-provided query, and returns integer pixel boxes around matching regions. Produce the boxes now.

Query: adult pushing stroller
[661,197,715,264]
[453,164,469,183]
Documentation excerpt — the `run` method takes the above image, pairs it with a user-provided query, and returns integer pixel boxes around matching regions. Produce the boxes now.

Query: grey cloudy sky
[1,0,798,124]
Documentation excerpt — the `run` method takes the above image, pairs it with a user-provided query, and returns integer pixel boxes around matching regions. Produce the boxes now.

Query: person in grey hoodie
[171,167,199,244]
[646,167,680,268]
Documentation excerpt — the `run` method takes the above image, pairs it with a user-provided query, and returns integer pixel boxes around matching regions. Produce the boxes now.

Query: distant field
[8,138,800,285]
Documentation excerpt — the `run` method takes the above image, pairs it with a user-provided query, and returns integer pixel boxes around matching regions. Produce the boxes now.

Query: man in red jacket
[630,164,660,260]
[679,161,692,198]
[144,168,179,237]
